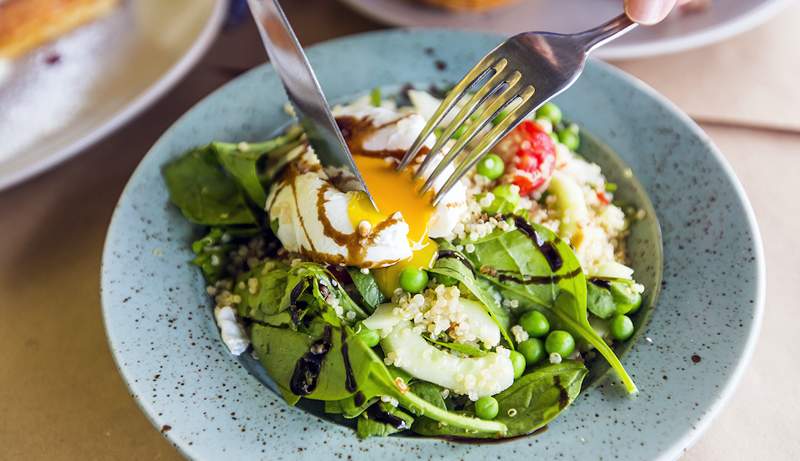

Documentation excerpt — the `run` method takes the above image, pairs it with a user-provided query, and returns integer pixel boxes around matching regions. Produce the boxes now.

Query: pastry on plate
[417,0,520,12]
[0,0,118,58]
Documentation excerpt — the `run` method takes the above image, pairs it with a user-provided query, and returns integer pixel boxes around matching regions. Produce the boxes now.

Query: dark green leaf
[412,361,587,438]
[347,268,385,311]
[465,220,636,393]
[409,381,448,410]
[251,324,371,402]
[164,147,256,225]
[234,260,290,320]
[212,129,303,206]
[191,226,260,283]
[356,403,413,439]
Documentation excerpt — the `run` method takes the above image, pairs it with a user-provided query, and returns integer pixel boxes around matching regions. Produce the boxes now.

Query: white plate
[0,0,226,191]
[340,0,789,60]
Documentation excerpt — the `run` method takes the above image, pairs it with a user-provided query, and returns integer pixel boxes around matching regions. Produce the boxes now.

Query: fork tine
[432,86,536,206]
[396,56,507,171]
[414,66,516,180]
[419,72,523,195]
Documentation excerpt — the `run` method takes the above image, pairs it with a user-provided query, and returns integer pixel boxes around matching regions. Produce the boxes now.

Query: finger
[624,0,679,25]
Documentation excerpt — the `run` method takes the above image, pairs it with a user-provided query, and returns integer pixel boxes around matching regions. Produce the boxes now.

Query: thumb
[624,0,679,25]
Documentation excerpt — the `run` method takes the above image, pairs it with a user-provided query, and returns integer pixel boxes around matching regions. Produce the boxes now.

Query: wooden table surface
[1,1,798,459]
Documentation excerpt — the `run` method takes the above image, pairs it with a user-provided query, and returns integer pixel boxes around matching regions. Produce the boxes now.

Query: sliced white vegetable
[458,298,501,347]
[590,261,634,280]
[381,322,514,400]
[363,298,501,347]
[362,303,403,335]
[214,306,250,355]
[548,170,589,240]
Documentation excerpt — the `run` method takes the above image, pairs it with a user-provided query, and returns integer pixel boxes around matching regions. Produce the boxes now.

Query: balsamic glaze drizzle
[288,279,309,325]
[554,375,570,410]
[366,404,407,429]
[289,326,333,395]
[511,216,563,272]
[589,278,612,289]
[353,391,366,407]
[437,249,476,274]
[496,267,582,285]
[340,328,358,393]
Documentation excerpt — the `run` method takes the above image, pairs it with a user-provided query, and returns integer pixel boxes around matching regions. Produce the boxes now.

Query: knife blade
[247,0,376,206]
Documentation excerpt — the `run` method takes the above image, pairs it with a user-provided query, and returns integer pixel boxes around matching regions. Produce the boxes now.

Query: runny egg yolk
[347,155,438,296]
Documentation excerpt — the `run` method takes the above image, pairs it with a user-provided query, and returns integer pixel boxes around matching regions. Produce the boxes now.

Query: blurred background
[0,0,798,459]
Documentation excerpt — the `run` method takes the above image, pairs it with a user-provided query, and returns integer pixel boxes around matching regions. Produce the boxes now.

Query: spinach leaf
[212,128,303,206]
[409,381,448,410]
[423,336,487,357]
[212,142,270,207]
[282,263,370,324]
[412,361,587,438]
[356,403,414,439]
[466,220,637,394]
[429,246,513,348]
[163,129,302,227]
[587,281,617,319]
[347,268,385,311]
[164,147,256,225]
[191,226,261,283]
[251,324,362,402]
[253,324,509,435]
[233,260,290,321]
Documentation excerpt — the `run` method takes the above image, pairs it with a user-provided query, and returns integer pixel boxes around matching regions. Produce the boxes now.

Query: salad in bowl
[162,88,650,440]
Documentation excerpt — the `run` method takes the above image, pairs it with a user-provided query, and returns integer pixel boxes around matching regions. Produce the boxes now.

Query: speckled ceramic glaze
[101,29,764,461]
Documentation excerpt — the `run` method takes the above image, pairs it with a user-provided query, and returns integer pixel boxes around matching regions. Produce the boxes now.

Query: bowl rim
[101,28,765,461]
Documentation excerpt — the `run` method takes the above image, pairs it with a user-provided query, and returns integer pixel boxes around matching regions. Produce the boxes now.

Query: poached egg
[266,97,468,294]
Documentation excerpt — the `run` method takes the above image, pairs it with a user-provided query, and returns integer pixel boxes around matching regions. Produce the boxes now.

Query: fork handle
[575,13,637,53]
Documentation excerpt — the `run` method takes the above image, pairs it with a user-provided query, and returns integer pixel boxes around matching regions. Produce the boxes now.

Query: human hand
[624,0,687,25]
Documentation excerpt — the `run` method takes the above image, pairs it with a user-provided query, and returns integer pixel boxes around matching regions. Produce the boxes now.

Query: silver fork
[398,14,637,206]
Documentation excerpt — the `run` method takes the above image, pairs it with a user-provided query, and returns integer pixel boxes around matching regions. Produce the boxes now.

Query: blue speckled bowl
[101,29,764,460]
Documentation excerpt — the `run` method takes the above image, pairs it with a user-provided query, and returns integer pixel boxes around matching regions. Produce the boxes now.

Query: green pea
[545,330,575,357]
[476,153,505,180]
[434,273,459,287]
[370,87,381,107]
[610,315,634,341]
[399,267,428,294]
[509,350,526,378]
[492,109,509,126]
[451,124,468,139]
[558,129,580,151]
[518,338,545,365]
[604,182,618,192]
[549,132,559,143]
[519,311,549,337]
[537,102,562,125]
[610,280,643,315]
[474,396,499,420]
[565,122,579,135]
[356,326,380,348]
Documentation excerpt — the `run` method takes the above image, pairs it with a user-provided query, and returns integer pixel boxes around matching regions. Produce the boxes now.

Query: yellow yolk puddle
[347,155,438,297]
